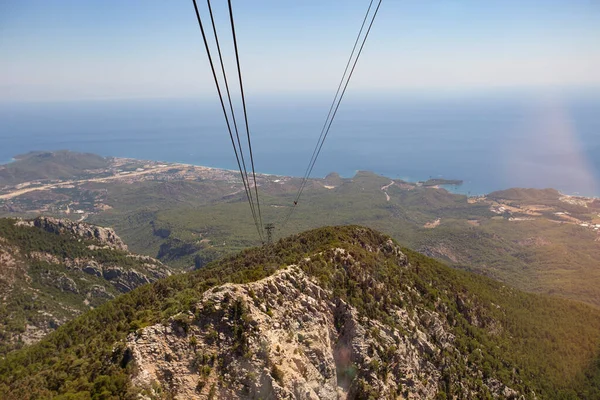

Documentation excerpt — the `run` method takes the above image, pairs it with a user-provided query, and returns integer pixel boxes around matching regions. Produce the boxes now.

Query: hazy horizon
[2,0,600,102]
[2,93,599,197]
[2,1,599,195]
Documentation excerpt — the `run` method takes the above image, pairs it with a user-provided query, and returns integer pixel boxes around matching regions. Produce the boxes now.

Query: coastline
[1,151,598,201]
[1,151,598,254]
[2,93,599,199]
[100,158,600,201]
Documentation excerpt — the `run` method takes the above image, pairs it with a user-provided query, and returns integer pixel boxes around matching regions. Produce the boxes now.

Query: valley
[2,151,599,308]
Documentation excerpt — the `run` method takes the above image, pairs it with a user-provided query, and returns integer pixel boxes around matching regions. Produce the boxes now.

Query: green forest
[1,226,599,399]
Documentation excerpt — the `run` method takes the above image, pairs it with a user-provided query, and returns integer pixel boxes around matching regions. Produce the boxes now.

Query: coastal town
[1,153,599,239]
[0,157,287,220]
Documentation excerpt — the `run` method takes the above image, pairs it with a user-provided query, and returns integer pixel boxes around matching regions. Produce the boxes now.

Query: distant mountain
[0,216,172,355]
[0,150,109,186]
[1,226,599,399]
[487,187,561,202]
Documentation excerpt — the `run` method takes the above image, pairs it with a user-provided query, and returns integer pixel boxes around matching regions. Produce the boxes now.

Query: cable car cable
[191,0,263,241]
[297,0,374,200]
[205,0,262,236]
[228,0,264,233]
[280,0,383,231]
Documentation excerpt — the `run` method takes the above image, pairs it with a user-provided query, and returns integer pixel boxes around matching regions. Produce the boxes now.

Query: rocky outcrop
[56,273,79,293]
[82,261,102,277]
[127,263,518,399]
[31,253,171,294]
[18,216,128,250]
[102,267,151,292]
[83,261,170,293]
[87,285,114,299]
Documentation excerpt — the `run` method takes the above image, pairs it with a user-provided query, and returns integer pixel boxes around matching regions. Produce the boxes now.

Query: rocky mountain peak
[127,245,517,399]
[2,226,599,399]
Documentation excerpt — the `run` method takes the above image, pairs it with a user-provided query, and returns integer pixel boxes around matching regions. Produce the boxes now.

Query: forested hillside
[1,226,599,399]
[0,217,171,354]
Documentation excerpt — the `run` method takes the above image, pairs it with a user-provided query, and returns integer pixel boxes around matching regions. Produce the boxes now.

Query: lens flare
[503,95,598,196]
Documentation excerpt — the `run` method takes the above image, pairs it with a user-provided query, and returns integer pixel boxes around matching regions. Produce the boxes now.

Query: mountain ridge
[1,226,600,399]
[0,151,109,186]
[0,216,172,354]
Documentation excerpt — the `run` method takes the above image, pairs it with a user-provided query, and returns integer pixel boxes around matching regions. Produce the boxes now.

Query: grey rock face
[126,263,518,399]
[87,285,114,299]
[24,216,128,250]
[39,271,79,294]
[2,217,172,352]
[57,273,79,293]
[82,261,102,277]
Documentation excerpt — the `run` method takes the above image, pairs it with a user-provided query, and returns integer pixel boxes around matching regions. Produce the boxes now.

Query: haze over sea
[1,92,599,197]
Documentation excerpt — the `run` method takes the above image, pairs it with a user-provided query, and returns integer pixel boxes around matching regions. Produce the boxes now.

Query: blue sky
[1,0,599,101]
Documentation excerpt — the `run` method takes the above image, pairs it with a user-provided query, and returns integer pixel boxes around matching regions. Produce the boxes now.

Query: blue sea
[1,92,599,196]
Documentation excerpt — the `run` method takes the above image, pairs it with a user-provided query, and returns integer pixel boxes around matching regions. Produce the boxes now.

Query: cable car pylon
[265,223,275,244]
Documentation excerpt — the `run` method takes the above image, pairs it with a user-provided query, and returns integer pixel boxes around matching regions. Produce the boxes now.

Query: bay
[1,92,598,196]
